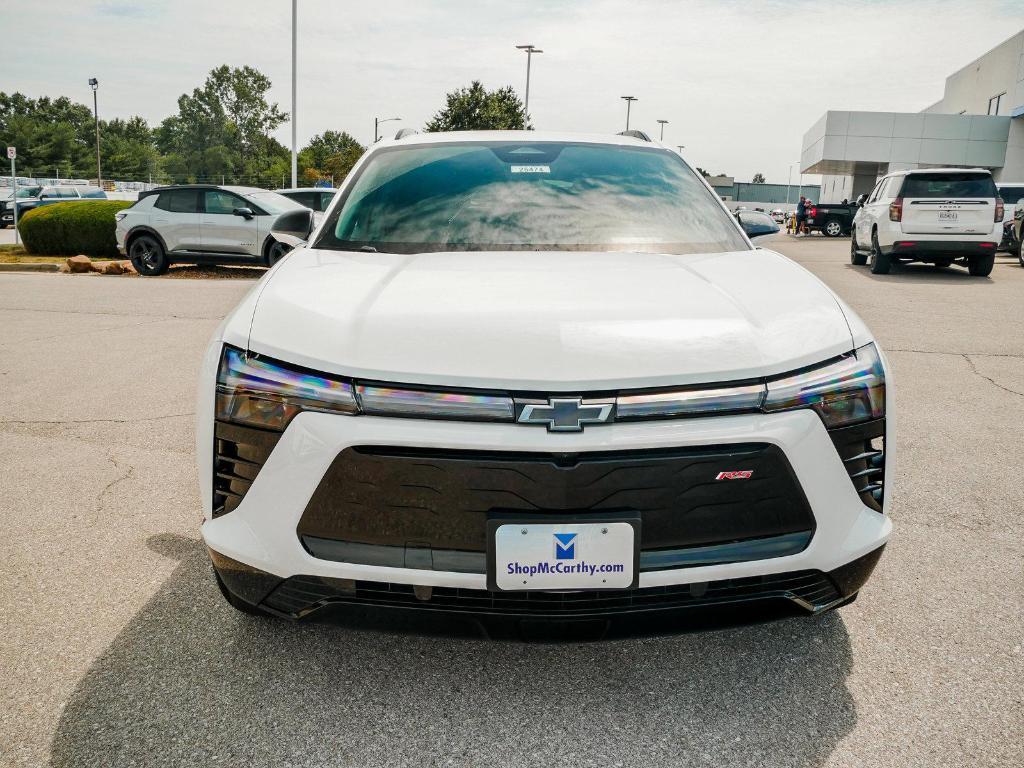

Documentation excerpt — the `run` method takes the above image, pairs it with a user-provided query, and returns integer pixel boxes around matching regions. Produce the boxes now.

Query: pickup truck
[1,184,107,227]
[804,201,858,237]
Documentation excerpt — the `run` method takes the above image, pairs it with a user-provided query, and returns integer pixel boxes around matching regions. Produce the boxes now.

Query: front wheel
[129,234,168,276]
[823,218,843,237]
[265,240,291,267]
[968,253,995,277]
[868,231,891,275]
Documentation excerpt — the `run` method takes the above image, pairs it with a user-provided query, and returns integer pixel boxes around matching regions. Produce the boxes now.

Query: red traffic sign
[6,147,14,160]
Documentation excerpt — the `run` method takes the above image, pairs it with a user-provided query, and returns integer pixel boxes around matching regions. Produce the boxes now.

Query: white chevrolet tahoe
[851,168,1003,276]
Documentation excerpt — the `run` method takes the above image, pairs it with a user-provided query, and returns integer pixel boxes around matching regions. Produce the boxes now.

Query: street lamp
[656,119,668,141]
[677,145,686,154]
[88,78,100,188]
[515,44,543,126]
[786,160,801,204]
[374,117,401,142]
[620,96,638,130]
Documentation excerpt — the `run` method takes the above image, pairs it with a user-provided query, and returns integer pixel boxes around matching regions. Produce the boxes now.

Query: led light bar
[357,384,514,421]
[616,383,765,419]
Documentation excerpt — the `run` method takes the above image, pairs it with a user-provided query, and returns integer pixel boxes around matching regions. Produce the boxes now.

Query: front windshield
[314,141,748,254]
[244,191,306,215]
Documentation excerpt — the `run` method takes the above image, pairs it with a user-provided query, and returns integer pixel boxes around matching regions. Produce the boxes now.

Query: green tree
[156,65,287,182]
[425,81,529,132]
[752,172,766,184]
[298,130,365,184]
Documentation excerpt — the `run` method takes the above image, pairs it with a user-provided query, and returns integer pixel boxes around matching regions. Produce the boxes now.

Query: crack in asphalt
[95,455,135,513]
[0,412,194,426]
[961,354,1024,398]
[886,348,1024,358]
[0,306,223,320]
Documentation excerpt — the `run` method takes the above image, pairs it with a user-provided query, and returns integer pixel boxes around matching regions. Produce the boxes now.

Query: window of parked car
[319,191,336,212]
[154,189,200,213]
[80,187,106,198]
[203,190,246,215]
[897,172,997,199]
[56,187,81,198]
[315,142,749,255]
[997,186,1024,205]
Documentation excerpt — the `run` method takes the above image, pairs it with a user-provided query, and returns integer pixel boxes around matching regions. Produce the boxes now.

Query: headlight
[216,346,358,431]
[763,343,885,428]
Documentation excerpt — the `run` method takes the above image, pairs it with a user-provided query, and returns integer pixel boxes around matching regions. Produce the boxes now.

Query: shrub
[17,200,133,258]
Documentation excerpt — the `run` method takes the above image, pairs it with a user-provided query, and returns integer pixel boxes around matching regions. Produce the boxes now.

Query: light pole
[621,96,637,130]
[656,119,668,141]
[88,78,100,188]
[375,117,401,142]
[290,0,297,188]
[515,44,543,126]
[677,145,686,154]
[786,161,800,204]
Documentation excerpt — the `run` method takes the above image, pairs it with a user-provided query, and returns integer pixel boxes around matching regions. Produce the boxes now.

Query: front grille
[261,570,842,619]
[296,444,816,562]
[212,421,281,517]
[828,419,885,512]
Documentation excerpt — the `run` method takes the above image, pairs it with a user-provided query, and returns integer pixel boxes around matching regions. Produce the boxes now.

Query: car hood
[246,247,855,390]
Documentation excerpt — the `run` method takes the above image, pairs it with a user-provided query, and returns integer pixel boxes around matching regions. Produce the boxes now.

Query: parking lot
[1,235,1021,768]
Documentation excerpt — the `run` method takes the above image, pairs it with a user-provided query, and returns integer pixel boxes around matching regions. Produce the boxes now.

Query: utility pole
[290,0,298,188]
[677,145,685,154]
[374,116,401,142]
[515,45,543,126]
[89,78,101,188]
[620,96,637,131]
[657,119,668,141]
[8,146,19,246]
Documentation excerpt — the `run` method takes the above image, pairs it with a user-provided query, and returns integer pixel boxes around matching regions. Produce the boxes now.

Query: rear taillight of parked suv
[995,198,1004,222]
[888,197,903,222]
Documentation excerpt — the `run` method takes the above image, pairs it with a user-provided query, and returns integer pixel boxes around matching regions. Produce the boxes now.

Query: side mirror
[1014,204,1024,221]
[270,208,315,248]
[232,207,254,220]
[855,194,868,207]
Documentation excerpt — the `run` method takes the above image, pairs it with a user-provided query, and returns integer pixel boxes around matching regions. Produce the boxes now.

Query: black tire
[823,218,843,237]
[128,234,169,276]
[968,253,995,277]
[265,240,291,267]
[868,230,891,275]
[850,231,867,265]
[214,569,269,617]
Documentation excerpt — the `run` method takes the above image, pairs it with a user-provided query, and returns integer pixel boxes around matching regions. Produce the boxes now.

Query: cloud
[3,0,1022,184]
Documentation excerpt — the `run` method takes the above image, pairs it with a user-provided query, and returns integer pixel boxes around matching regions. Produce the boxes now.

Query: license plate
[491,521,637,590]
[939,211,958,221]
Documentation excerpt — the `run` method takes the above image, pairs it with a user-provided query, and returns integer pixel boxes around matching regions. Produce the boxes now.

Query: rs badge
[715,470,753,480]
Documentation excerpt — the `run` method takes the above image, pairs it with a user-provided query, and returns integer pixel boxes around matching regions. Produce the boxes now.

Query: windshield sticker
[510,165,550,174]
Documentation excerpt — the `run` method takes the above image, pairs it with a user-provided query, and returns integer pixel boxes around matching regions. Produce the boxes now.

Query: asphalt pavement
[0,237,1021,767]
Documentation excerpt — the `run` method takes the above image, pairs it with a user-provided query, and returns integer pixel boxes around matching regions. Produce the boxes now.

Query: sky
[4,0,1024,184]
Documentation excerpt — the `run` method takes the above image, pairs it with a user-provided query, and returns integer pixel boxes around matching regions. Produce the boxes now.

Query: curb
[0,262,61,273]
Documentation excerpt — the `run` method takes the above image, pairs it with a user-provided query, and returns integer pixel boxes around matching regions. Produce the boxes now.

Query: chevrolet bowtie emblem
[517,398,614,432]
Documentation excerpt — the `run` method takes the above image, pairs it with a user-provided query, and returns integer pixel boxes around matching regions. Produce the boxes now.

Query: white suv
[198,131,892,629]
[851,168,1003,276]
[115,185,307,275]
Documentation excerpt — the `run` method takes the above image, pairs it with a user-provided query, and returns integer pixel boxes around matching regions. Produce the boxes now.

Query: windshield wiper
[359,245,378,253]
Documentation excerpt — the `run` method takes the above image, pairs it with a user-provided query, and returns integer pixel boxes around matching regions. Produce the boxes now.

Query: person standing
[795,196,808,237]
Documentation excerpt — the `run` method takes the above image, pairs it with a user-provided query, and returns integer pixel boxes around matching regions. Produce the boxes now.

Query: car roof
[883,167,991,178]
[374,130,664,150]
[275,187,337,193]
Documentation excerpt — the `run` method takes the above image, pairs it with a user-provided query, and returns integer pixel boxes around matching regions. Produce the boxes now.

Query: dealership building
[801,29,1024,203]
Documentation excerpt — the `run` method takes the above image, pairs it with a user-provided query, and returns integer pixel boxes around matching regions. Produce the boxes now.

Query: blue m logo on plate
[554,532,577,560]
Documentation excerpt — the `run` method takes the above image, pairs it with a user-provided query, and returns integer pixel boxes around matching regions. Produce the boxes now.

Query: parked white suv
[851,168,1003,276]
[199,131,892,629]
[115,185,307,275]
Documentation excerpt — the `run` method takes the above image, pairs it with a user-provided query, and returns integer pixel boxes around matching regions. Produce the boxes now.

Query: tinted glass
[243,191,304,215]
[80,187,106,198]
[315,142,748,254]
[319,191,336,212]
[204,190,244,214]
[39,188,60,199]
[898,173,997,198]
[286,191,319,210]
[57,187,80,198]
[997,186,1024,205]
[155,189,199,213]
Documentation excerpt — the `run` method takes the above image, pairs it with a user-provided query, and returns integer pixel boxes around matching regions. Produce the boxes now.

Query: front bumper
[202,408,892,618]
